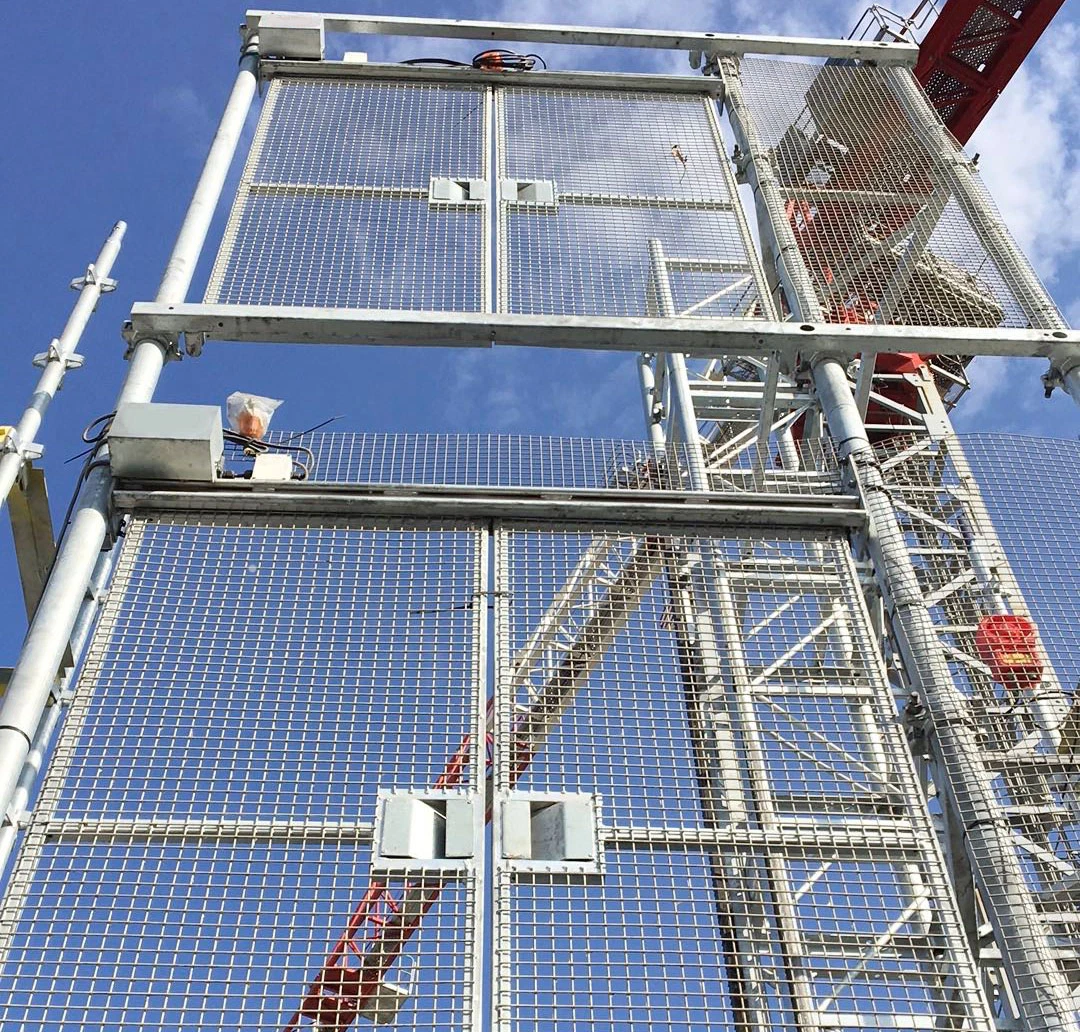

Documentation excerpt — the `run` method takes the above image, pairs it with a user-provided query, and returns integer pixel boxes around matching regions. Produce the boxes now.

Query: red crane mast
[914,0,1067,143]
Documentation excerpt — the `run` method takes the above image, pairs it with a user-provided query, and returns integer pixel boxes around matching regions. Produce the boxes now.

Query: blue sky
[0,1,1077,646]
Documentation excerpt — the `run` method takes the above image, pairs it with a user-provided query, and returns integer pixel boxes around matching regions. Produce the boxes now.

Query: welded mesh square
[0,842,475,1032]
[48,518,483,823]
[495,529,936,830]
[498,88,767,318]
[206,78,488,311]
[734,58,1062,329]
[493,525,989,1031]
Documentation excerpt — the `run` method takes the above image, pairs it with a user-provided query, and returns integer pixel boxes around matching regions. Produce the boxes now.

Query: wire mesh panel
[877,430,1080,1004]
[963,433,1080,695]
[243,431,842,496]
[206,78,490,311]
[0,515,486,1032]
[731,58,1062,329]
[496,88,769,318]
[493,526,991,1032]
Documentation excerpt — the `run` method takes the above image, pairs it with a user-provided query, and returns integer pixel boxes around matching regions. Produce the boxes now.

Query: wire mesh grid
[497,88,769,318]
[734,58,1062,330]
[245,431,844,496]
[206,78,489,311]
[493,525,990,1032]
[873,431,1080,1013]
[0,515,485,1031]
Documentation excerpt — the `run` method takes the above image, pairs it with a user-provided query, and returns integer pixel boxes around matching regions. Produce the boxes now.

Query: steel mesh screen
[494,527,990,1032]
[963,433,1080,694]
[206,79,489,311]
[0,516,485,1031]
[497,88,769,318]
[876,431,1080,1010]
[250,431,842,496]
[734,58,1062,329]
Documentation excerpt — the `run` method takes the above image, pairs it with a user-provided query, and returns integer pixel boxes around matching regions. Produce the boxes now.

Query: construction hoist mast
[0,11,1078,1032]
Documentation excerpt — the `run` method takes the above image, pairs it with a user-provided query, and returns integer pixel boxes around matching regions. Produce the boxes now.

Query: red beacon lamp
[974,614,1044,693]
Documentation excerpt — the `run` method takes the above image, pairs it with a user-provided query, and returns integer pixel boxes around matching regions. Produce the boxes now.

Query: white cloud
[968,20,1080,292]
[150,85,215,155]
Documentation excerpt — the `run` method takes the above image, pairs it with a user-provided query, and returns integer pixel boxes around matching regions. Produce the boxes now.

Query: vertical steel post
[648,239,711,491]
[0,222,126,508]
[721,54,1078,1032]
[0,39,260,839]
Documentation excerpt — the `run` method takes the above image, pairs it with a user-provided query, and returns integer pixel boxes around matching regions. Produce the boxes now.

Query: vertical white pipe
[0,41,260,839]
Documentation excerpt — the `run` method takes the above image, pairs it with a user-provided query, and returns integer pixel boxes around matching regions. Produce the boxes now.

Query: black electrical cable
[471,48,546,70]
[53,457,112,554]
[400,57,471,66]
[401,50,547,71]
[223,430,315,480]
[82,412,116,444]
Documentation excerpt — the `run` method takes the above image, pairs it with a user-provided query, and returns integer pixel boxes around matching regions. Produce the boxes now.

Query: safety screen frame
[0,508,993,1032]
[0,515,488,1032]
[204,75,775,325]
[492,525,992,1032]
[729,57,1063,331]
[495,87,771,319]
[206,78,493,313]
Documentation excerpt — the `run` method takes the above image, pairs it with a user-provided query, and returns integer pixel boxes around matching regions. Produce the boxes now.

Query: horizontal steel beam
[246,10,919,63]
[127,302,1080,360]
[113,482,865,529]
[262,58,727,95]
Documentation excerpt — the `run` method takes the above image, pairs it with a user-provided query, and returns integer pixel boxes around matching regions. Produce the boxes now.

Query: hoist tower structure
[1,11,1079,1032]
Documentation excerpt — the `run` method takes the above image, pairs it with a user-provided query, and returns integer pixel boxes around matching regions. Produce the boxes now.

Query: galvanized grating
[206,79,490,311]
[241,431,844,495]
[494,526,991,1032]
[963,433,1080,694]
[0,516,486,1031]
[734,58,1063,330]
[498,88,769,318]
[0,512,993,1031]
[876,431,1080,1006]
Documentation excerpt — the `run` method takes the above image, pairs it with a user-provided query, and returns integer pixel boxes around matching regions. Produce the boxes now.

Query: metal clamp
[32,339,86,370]
[70,262,117,294]
[121,321,183,363]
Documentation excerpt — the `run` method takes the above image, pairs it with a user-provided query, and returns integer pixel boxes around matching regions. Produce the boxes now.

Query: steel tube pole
[0,223,126,509]
[636,353,667,453]
[0,547,116,878]
[0,40,260,841]
[721,55,1075,1032]
[649,239,711,491]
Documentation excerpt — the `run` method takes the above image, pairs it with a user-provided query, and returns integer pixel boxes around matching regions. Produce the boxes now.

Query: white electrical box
[257,12,325,60]
[109,403,223,482]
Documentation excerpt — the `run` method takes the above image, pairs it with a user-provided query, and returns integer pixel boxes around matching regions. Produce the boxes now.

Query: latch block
[499,791,602,875]
[373,790,476,870]
[429,178,487,206]
[500,179,558,210]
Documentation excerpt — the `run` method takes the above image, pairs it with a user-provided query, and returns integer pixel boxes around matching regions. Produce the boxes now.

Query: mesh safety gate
[204,77,772,321]
[206,79,492,311]
[0,490,993,1030]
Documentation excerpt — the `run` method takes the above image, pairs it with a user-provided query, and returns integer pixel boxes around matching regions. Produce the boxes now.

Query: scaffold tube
[0,40,260,841]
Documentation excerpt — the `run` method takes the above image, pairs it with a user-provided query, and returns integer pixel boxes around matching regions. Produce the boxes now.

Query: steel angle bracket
[428,177,487,208]
[6,466,75,680]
